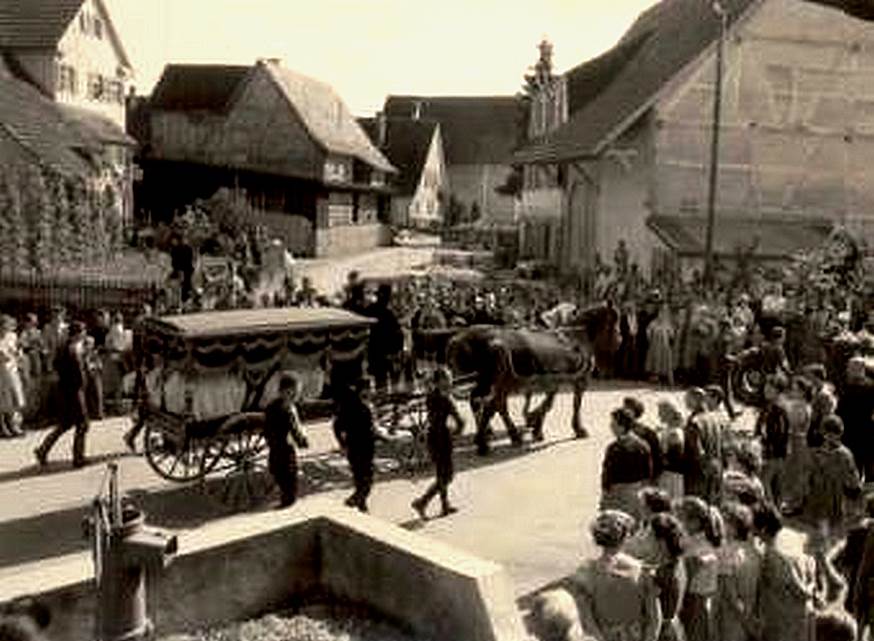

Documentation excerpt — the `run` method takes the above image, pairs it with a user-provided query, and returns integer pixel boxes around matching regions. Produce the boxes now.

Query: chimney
[376,111,387,148]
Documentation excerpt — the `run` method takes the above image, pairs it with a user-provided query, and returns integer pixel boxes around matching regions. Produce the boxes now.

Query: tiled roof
[0,64,98,177]
[150,64,251,112]
[0,0,130,68]
[59,104,135,146]
[264,63,395,173]
[359,117,438,195]
[647,214,833,259]
[515,0,759,163]
[0,0,84,48]
[383,96,522,165]
[808,0,874,21]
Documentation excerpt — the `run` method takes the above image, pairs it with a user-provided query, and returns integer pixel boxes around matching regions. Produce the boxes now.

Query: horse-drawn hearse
[135,306,478,507]
[136,307,374,506]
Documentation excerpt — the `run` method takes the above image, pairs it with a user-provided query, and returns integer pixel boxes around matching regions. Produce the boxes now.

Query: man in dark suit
[34,321,90,468]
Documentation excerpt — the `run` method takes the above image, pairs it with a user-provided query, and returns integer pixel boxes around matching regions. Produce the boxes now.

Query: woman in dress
[650,513,687,641]
[0,315,25,437]
[646,304,675,387]
[781,375,813,515]
[572,510,662,641]
[657,401,685,500]
[716,502,761,641]
[677,497,722,641]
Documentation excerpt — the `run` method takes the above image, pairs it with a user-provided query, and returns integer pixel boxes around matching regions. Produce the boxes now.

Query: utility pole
[704,1,727,287]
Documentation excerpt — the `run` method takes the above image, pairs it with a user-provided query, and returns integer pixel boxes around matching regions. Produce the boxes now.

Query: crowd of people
[523,361,874,641]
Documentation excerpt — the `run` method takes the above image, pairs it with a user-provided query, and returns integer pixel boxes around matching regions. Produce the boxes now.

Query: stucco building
[0,0,135,221]
[515,0,874,278]
[135,60,396,258]
[384,96,521,231]
[360,116,446,230]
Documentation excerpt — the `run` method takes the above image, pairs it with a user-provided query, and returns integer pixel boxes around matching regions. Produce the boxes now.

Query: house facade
[0,0,135,223]
[384,96,521,231]
[515,0,874,280]
[137,60,395,258]
[360,116,446,230]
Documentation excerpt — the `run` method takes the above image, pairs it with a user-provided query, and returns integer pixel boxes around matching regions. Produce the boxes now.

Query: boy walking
[264,373,309,508]
[412,367,465,519]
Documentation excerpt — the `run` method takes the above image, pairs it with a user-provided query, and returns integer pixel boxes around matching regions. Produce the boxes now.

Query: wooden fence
[0,271,161,319]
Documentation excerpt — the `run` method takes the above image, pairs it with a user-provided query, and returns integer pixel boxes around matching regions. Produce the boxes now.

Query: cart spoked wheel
[144,421,213,482]
[733,364,764,406]
[200,413,273,510]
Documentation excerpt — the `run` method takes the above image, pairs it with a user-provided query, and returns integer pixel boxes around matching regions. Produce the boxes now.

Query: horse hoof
[574,428,589,439]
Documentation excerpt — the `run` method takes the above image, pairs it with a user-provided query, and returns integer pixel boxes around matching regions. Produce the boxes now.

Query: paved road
[0,383,753,599]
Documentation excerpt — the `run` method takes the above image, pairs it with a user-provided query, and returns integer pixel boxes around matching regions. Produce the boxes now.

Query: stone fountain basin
[0,499,525,641]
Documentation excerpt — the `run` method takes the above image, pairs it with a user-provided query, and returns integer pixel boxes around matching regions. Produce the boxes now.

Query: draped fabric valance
[141,309,372,374]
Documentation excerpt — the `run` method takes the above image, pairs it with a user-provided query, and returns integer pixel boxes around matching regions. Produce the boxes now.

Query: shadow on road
[0,453,128,484]
[0,430,583,569]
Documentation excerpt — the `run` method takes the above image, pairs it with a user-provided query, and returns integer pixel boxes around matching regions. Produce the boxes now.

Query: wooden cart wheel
[200,413,273,510]
[143,419,212,482]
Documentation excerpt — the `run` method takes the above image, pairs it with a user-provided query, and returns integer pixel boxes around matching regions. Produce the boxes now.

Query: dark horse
[446,316,598,456]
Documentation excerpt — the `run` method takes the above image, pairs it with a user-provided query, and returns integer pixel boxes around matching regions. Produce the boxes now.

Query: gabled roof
[58,104,135,146]
[0,0,131,69]
[262,63,395,173]
[515,0,759,163]
[384,96,522,165]
[359,117,439,195]
[0,0,84,48]
[647,214,833,259]
[150,64,251,112]
[0,62,99,177]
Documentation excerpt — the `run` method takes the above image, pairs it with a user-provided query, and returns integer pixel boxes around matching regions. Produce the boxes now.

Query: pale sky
[104,0,659,117]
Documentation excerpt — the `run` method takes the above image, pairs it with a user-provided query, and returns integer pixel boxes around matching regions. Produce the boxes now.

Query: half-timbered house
[515,0,874,278]
[136,60,396,258]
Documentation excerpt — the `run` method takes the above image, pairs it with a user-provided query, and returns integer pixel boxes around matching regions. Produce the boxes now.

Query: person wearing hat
[35,321,90,468]
[571,509,662,641]
[332,377,377,512]
[264,372,309,508]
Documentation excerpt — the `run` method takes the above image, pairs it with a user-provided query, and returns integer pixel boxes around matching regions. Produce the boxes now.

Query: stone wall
[0,500,526,641]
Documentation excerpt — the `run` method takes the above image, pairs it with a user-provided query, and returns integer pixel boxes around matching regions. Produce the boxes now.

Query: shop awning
[646,215,833,260]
